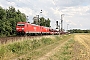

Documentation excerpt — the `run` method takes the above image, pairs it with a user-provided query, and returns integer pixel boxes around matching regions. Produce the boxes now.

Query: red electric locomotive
[16,22,51,35]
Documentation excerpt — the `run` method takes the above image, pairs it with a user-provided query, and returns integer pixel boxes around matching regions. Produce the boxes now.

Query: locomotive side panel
[16,22,60,35]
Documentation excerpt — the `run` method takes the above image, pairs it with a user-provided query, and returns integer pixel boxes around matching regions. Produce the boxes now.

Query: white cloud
[18,7,34,16]
[50,7,60,15]
[0,0,90,29]
[65,20,77,26]
[80,24,83,27]
[7,1,16,6]
[62,5,90,16]
[42,10,48,17]
[0,3,3,7]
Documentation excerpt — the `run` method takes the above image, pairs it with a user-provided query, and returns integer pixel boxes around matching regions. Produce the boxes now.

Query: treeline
[39,17,50,27]
[33,17,51,27]
[68,29,90,33]
[0,6,26,37]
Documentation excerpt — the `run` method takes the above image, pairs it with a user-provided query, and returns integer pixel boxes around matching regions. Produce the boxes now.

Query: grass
[0,35,72,60]
[49,38,75,60]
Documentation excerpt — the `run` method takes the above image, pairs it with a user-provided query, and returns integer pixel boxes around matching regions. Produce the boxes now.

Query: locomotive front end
[16,22,26,35]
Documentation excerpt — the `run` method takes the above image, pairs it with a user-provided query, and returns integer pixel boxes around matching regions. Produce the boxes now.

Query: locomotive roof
[17,22,27,24]
[17,22,50,28]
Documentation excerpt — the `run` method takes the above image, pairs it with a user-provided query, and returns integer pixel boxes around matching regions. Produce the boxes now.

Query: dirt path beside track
[37,38,70,60]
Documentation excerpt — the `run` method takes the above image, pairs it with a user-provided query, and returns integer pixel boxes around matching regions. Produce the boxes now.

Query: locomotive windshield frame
[17,24,25,26]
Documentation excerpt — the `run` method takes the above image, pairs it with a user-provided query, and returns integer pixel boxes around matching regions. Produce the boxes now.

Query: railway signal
[56,21,58,29]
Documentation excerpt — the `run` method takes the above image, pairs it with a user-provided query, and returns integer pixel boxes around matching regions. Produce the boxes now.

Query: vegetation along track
[14,34,73,60]
[0,34,72,60]
[0,35,49,44]
[1,34,90,60]
[37,37,72,60]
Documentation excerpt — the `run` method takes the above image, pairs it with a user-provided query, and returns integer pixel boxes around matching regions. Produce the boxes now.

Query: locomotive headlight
[16,28,19,30]
[22,28,24,30]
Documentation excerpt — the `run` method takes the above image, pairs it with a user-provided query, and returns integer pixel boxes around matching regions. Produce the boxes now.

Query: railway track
[0,36,35,44]
[0,35,53,44]
[0,36,24,44]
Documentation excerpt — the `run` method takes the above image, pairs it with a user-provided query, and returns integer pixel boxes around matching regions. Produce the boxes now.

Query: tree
[39,17,45,26]
[0,6,6,20]
[0,6,27,37]
[39,17,50,27]
[46,18,50,27]
[0,6,7,36]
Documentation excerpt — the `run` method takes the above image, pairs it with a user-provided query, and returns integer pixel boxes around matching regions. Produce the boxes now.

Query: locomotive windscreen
[17,24,25,26]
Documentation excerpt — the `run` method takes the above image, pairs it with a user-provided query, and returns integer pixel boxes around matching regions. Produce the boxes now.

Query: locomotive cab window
[17,24,25,26]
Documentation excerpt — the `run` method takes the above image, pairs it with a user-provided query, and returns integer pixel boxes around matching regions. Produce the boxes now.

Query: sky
[0,0,90,31]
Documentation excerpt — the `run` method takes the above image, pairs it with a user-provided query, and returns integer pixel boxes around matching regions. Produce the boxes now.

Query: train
[16,22,60,35]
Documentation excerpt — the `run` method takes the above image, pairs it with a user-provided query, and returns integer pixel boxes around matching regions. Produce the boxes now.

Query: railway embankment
[0,35,72,60]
